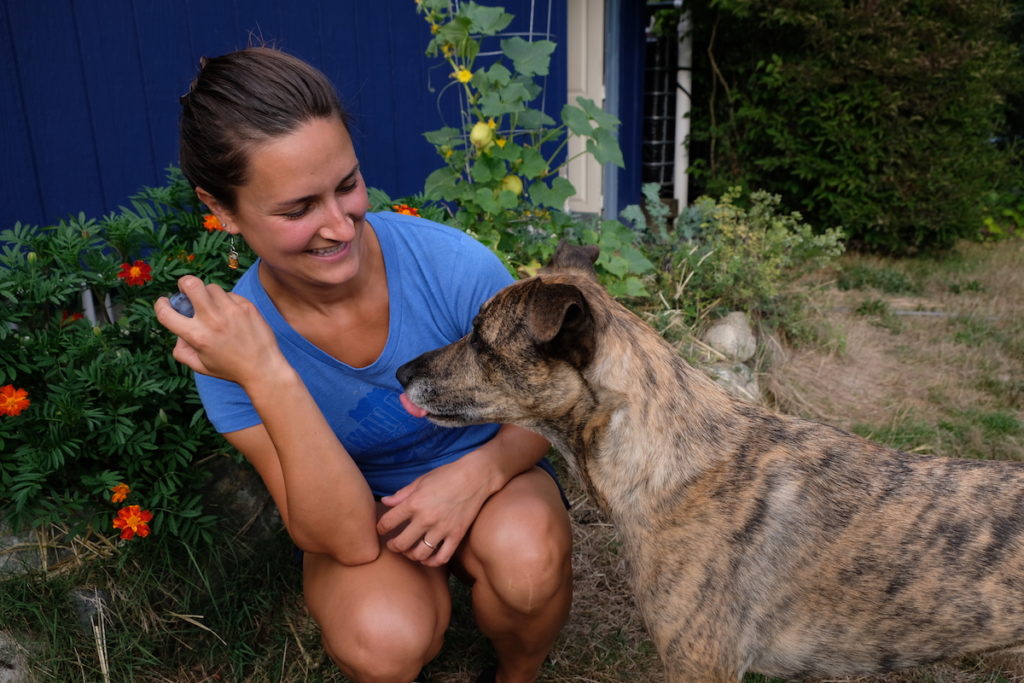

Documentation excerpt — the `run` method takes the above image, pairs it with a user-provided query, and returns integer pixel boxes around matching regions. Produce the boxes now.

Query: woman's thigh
[302,543,451,677]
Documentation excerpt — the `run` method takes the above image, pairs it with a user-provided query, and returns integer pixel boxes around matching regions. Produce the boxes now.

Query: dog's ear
[526,281,595,368]
[542,241,600,280]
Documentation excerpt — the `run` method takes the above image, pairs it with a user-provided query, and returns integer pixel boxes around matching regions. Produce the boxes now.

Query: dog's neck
[557,291,741,521]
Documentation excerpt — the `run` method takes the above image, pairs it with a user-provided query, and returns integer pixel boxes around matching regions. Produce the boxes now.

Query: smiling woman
[154,46,573,683]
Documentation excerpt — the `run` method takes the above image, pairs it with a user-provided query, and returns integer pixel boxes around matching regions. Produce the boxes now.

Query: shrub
[688,0,1024,254]
[669,188,843,313]
[0,169,247,548]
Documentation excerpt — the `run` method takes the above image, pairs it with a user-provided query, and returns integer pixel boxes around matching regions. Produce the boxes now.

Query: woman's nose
[321,196,357,239]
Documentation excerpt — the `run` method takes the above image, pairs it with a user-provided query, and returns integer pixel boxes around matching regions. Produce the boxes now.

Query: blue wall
[0,0,568,229]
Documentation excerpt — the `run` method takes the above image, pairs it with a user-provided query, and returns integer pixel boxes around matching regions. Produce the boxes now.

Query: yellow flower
[487,118,497,129]
[430,23,441,34]
[453,68,473,84]
[442,43,455,58]
[495,137,507,148]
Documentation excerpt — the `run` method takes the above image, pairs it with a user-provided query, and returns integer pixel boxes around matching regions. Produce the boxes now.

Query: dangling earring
[227,236,239,270]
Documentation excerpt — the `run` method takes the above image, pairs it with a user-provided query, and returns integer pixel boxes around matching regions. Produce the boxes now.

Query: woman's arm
[376,423,551,567]
[155,276,379,565]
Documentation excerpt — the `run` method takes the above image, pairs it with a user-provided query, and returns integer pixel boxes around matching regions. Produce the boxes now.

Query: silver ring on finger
[421,537,438,550]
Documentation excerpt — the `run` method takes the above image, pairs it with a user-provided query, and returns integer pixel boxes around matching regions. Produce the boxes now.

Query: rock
[69,587,110,636]
[0,630,29,683]
[705,362,761,403]
[0,519,40,577]
[201,454,282,546]
[702,312,757,362]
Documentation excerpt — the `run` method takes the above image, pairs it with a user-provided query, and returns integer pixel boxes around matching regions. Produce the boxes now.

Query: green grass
[854,408,1022,461]
[837,264,921,294]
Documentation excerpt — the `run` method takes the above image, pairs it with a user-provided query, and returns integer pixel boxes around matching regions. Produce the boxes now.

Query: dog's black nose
[395,359,415,388]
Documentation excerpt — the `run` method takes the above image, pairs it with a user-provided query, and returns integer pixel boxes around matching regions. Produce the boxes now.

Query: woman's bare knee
[303,550,449,682]
[320,606,441,683]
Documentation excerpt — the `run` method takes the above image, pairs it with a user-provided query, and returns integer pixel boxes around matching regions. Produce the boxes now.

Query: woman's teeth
[308,243,345,256]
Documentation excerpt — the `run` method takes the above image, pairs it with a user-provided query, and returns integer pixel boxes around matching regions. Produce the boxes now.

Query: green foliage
[837,264,920,294]
[674,188,844,316]
[0,168,247,548]
[408,0,653,295]
[688,0,1024,254]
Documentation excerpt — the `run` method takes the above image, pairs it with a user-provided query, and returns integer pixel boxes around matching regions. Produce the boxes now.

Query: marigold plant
[0,385,30,417]
[113,505,154,540]
[110,482,130,503]
[0,168,249,547]
[117,259,153,286]
[202,213,225,231]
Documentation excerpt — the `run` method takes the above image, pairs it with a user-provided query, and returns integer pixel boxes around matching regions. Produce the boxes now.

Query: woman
[154,48,573,683]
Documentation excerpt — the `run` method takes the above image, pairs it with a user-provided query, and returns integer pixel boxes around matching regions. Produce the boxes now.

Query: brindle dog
[396,243,1024,682]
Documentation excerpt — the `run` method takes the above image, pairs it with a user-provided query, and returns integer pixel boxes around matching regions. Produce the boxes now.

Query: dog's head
[396,243,602,430]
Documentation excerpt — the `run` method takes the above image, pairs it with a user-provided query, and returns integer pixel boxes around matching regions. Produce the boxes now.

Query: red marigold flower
[0,385,30,417]
[117,260,152,286]
[61,310,84,325]
[203,214,225,231]
[392,204,421,217]
[113,505,154,540]
[110,483,130,503]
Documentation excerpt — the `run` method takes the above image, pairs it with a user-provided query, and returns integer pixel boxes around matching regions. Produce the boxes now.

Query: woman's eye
[282,205,309,219]
[337,181,358,194]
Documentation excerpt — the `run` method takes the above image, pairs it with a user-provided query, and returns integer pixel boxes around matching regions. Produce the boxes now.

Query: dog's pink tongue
[399,392,429,419]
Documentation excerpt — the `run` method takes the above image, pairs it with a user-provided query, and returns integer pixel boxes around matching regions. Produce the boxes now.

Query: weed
[950,315,997,347]
[853,418,939,453]
[854,298,903,333]
[948,279,985,294]
[838,264,921,294]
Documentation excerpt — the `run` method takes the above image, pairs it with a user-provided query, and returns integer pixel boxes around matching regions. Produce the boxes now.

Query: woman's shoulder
[370,211,477,246]
[369,211,500,269]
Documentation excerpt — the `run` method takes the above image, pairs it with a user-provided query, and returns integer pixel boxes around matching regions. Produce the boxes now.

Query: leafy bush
[688,0,1024,254]
[674,188,842,307]
[392,0,654,296]
[0,169,247,547]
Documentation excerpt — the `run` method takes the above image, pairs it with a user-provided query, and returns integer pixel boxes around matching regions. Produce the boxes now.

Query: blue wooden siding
[0,0,568,229]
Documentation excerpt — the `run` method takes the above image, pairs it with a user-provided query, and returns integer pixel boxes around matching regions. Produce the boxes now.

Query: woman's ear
[195,187,239,234]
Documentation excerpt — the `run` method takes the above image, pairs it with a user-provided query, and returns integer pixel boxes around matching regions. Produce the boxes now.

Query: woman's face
[215,116,372,292]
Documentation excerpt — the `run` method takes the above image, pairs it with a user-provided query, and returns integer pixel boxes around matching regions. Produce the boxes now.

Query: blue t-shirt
[195,212,513,496]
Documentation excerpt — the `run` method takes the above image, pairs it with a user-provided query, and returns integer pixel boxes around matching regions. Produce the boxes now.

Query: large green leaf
[501,37,556,77]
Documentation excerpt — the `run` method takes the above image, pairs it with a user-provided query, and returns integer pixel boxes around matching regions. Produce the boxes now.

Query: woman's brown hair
[179,47,351,211]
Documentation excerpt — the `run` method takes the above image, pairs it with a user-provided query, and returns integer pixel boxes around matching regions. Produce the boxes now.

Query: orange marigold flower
[110,483,130,503]
[0,385,30,417]
[113,505,154,540]
[117,260,152,286]
[202,214,225,231]
[61,310,85,325]
[392,204,421,217]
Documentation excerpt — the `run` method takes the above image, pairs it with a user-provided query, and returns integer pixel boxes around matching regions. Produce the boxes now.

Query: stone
[0,630,29,683]
[702,312,757,362]
[705,361,761,403]
[201,454,282,546]
[69,587,111,636]
[0,519,40,577]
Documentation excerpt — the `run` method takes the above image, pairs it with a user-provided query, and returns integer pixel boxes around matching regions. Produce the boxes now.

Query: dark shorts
[371,457,570,509]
